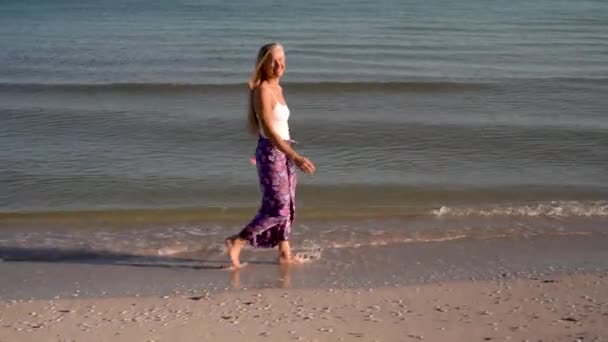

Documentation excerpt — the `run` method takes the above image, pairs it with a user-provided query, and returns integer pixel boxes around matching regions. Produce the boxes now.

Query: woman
[225,43,316,269]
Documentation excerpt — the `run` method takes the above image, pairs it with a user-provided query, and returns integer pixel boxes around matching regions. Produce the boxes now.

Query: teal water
[2,0,607,83]
[2,80,607,212]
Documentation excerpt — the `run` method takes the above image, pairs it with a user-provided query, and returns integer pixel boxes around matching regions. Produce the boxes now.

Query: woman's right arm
[254,86,316,174]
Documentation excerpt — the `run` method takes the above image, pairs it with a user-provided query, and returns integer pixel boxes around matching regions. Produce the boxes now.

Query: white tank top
[258,102,291,140]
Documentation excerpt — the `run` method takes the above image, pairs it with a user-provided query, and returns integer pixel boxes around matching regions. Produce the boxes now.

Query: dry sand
[1,273,606,342]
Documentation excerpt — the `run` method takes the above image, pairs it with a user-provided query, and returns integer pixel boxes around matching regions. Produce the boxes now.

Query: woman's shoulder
[256,80,282,91]
[252,83,274,100]
[254,82,274,91]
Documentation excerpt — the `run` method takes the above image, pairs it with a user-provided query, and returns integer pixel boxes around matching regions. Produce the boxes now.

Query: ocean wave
[327,235,469,249]
[323,231,602,250]
[432,201,608,217]
[2,200,608,224]
[0,80,491,93]
[1,78,606,94]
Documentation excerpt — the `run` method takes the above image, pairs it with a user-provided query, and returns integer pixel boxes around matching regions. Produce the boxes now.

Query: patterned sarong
[238,136,297,248]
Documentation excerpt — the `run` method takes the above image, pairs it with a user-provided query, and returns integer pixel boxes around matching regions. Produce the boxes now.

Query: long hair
[247,43,282,135]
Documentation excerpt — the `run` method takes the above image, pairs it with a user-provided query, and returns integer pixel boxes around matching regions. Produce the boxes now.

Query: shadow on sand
[0,246,276,270]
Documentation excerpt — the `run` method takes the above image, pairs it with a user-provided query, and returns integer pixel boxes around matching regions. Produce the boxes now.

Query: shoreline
[1,229,607,342]
[1,273,606,341]
[2,234,608,302]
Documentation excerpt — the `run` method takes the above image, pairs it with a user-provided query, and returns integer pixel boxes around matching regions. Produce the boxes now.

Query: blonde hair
[247,43,283,135]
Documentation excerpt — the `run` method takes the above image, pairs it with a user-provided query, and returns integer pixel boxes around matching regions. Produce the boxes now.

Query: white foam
[329,235,468,249]
[432,201,608,217]
[293,239,323,262]
[156,245,189,256]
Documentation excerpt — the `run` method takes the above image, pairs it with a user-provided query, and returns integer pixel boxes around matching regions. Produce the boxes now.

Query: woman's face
[266,47,286,78]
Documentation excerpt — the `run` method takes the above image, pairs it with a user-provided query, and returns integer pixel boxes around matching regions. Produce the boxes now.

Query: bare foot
[225,236,245,269]
[278,254,293,265]
[278,240,296,265]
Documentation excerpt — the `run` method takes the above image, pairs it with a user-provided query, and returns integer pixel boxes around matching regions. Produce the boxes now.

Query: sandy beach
[1,272,606,342]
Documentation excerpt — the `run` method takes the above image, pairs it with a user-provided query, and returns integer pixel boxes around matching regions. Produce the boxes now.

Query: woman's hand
[294,155,316,174]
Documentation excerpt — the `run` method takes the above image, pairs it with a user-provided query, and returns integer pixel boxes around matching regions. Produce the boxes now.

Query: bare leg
[278,240,293,265]
[225,235,246,269]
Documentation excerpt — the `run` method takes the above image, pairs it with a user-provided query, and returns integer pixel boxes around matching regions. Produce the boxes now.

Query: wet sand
[2,235,608,301]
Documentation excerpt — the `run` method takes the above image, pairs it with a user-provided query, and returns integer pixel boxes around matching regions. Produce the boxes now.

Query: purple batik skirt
[238,136,297,248]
